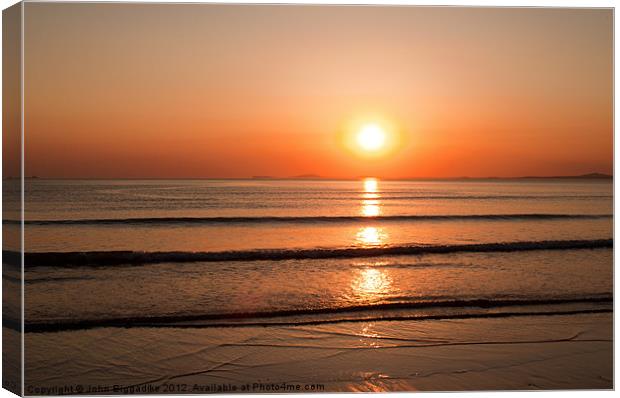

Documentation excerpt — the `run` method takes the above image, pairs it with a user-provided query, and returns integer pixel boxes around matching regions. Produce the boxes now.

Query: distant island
[504,173,612,180]
[293,174,323,179]
[252,174,323,180]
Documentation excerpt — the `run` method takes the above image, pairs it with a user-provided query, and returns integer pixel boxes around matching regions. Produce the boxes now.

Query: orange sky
[21,4,612,179]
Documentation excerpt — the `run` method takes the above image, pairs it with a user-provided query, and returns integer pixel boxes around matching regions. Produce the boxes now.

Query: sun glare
[356,124,386,152]
[363,178,378,193]
[338,116,401,159]
[356,227,387,246]
[352,268,392,297]
[361,178,381,216]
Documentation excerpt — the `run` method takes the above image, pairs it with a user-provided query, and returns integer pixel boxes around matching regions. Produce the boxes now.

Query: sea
[5,178,613,332]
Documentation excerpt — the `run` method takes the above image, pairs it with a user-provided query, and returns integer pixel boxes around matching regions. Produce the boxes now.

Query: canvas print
[2,2,613,394]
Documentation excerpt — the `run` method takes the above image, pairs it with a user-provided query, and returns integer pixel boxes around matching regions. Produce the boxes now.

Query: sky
[20,3,612,179]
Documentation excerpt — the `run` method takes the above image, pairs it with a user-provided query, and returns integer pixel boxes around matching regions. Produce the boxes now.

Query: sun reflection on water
[363,178,378,193]
[356,226,387,246]
[360,323,379,338]
[361,178,382,217]
[352,268,392,298]
[361,202,380,217]
[358,322,381,348]
[362,192,380,199]
[351,178,393,303]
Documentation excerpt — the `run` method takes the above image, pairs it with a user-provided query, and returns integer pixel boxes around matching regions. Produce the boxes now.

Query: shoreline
[23,312,612,392]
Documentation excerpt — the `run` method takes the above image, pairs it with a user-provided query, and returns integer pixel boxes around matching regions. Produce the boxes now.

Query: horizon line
[8,173,613,181]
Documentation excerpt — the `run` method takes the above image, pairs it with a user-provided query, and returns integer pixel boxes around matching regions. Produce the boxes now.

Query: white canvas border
[0,1,615,397]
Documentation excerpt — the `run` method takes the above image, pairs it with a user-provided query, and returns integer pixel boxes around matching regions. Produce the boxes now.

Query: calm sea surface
[6,179,613,331]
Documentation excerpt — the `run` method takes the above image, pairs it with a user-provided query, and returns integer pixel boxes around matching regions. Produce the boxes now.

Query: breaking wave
[9,238,612,267]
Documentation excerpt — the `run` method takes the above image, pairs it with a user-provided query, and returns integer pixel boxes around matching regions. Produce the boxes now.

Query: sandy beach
[24,312,612,393]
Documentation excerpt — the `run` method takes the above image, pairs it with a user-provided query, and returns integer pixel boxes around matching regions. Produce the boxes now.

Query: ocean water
[6,178,613,331]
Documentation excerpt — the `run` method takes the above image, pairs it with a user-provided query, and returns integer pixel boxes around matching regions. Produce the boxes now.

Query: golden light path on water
[351,177,396,333]
[353,268,392,297]
[356,227,386,246]
[357,178,387,246]
[360,177,382,218]
[351,267,394,347]
[363,178,378,193]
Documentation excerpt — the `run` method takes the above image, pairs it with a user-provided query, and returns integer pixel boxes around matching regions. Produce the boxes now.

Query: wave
[11,239,612,267]
[7,213,612,226]
[18,295,613,333]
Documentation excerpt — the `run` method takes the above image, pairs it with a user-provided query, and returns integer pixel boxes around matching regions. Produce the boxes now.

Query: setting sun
[356,124,386,152]
[339,117,402,161]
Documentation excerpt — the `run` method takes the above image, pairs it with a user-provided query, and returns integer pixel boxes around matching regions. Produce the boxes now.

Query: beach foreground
[24,312,612,393]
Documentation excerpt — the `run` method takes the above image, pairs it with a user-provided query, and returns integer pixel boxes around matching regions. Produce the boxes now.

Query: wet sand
[24,312,612,393]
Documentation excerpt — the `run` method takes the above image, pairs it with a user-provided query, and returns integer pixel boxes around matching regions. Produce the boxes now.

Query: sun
[338,116,401,159]
[356,124,386,152]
